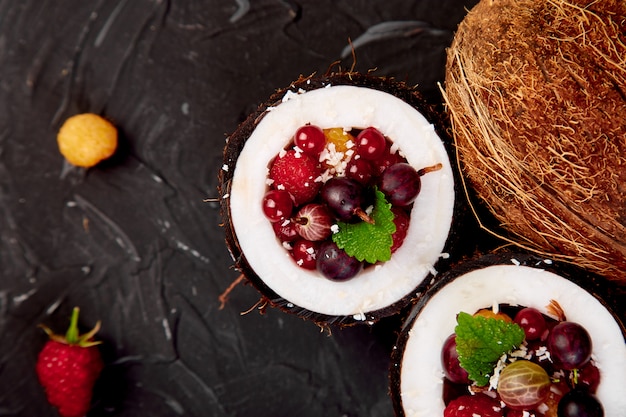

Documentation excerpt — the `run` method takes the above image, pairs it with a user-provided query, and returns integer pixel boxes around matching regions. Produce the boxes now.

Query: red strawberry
[269,149,322,205]
[36,307,104,417]
[444,394,504,417]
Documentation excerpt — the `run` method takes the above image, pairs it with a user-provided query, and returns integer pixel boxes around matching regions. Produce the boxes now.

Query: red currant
[575,361,601,393]
[356,127,387,160]
[441,334,470,384]
[294,124,326,155]
[291,239,319,270]
[374,146,403,175]
[262,189,294,222]
[514,307,548,341]
[272,219,298,242]
[345,157,375,185]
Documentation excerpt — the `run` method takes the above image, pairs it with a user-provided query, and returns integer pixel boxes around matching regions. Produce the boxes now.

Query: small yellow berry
[57,113,118,168]
[323,127,355,153]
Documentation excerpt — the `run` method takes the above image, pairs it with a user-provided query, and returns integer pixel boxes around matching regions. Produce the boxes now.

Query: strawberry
[269,149,322,205]
[36,307,104,417]
[444,394,504,417]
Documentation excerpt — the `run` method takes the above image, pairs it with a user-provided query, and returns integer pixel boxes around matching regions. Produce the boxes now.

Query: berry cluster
[442,305,603,417]
[262,124,439,281]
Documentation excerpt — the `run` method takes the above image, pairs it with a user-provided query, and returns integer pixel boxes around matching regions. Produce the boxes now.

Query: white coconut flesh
[228,85,455,318]
[398,264,626,417]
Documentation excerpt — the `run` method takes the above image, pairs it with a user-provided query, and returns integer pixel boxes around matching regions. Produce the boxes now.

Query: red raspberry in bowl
[444,394,503,417]
[269,149,322,205]
[390,207,410,253]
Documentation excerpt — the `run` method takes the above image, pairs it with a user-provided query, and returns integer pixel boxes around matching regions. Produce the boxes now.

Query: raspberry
[390,207,409,253]
[444,394,504,417]
[269,149,322,205]
[36,307,103,417]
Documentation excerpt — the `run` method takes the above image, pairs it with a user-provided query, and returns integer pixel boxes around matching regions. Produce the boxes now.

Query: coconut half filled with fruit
[219,72,459,325]
[390,253,626,417]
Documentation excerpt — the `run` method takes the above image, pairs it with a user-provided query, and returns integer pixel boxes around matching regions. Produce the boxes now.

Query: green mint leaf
[454,311,526,386]
[331,188,396,264]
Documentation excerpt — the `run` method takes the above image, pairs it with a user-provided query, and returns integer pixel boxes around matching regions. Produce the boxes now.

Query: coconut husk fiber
[443,0,626,283]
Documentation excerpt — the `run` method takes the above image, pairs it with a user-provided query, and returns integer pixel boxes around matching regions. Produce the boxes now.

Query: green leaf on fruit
[331,188,396,264]
[454,312,525,387]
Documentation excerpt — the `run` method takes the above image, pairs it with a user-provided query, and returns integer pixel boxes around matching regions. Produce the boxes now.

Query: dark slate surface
[6,1,621,417]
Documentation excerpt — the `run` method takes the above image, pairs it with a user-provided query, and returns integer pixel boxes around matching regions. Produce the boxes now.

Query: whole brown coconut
[443,0,626,282]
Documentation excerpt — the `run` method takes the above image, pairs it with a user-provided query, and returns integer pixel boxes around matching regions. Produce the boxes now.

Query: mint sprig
[454,312,525,386]
[331,188,396,264]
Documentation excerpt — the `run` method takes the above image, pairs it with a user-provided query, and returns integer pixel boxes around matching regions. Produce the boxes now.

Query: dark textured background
[12,1,624,416]
[0,1,480,415]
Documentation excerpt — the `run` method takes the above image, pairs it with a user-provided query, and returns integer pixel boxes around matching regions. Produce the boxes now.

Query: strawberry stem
[38,307,102,346]
[65,307,80,344]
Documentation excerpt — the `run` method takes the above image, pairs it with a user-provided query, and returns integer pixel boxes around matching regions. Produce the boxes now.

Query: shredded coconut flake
[353,313,366,321]
[317,141,354,177]
[510,345,531,360]
[535,346,551,362]
[489,353,509,390]
[428,266,438,277]
[282,89,303,102]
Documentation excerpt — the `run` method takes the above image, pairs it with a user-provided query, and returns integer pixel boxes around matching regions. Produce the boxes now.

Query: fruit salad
[223,78,456,321]
[392,260,626,417]
[442,304,604,417]
[262,124,441,281]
